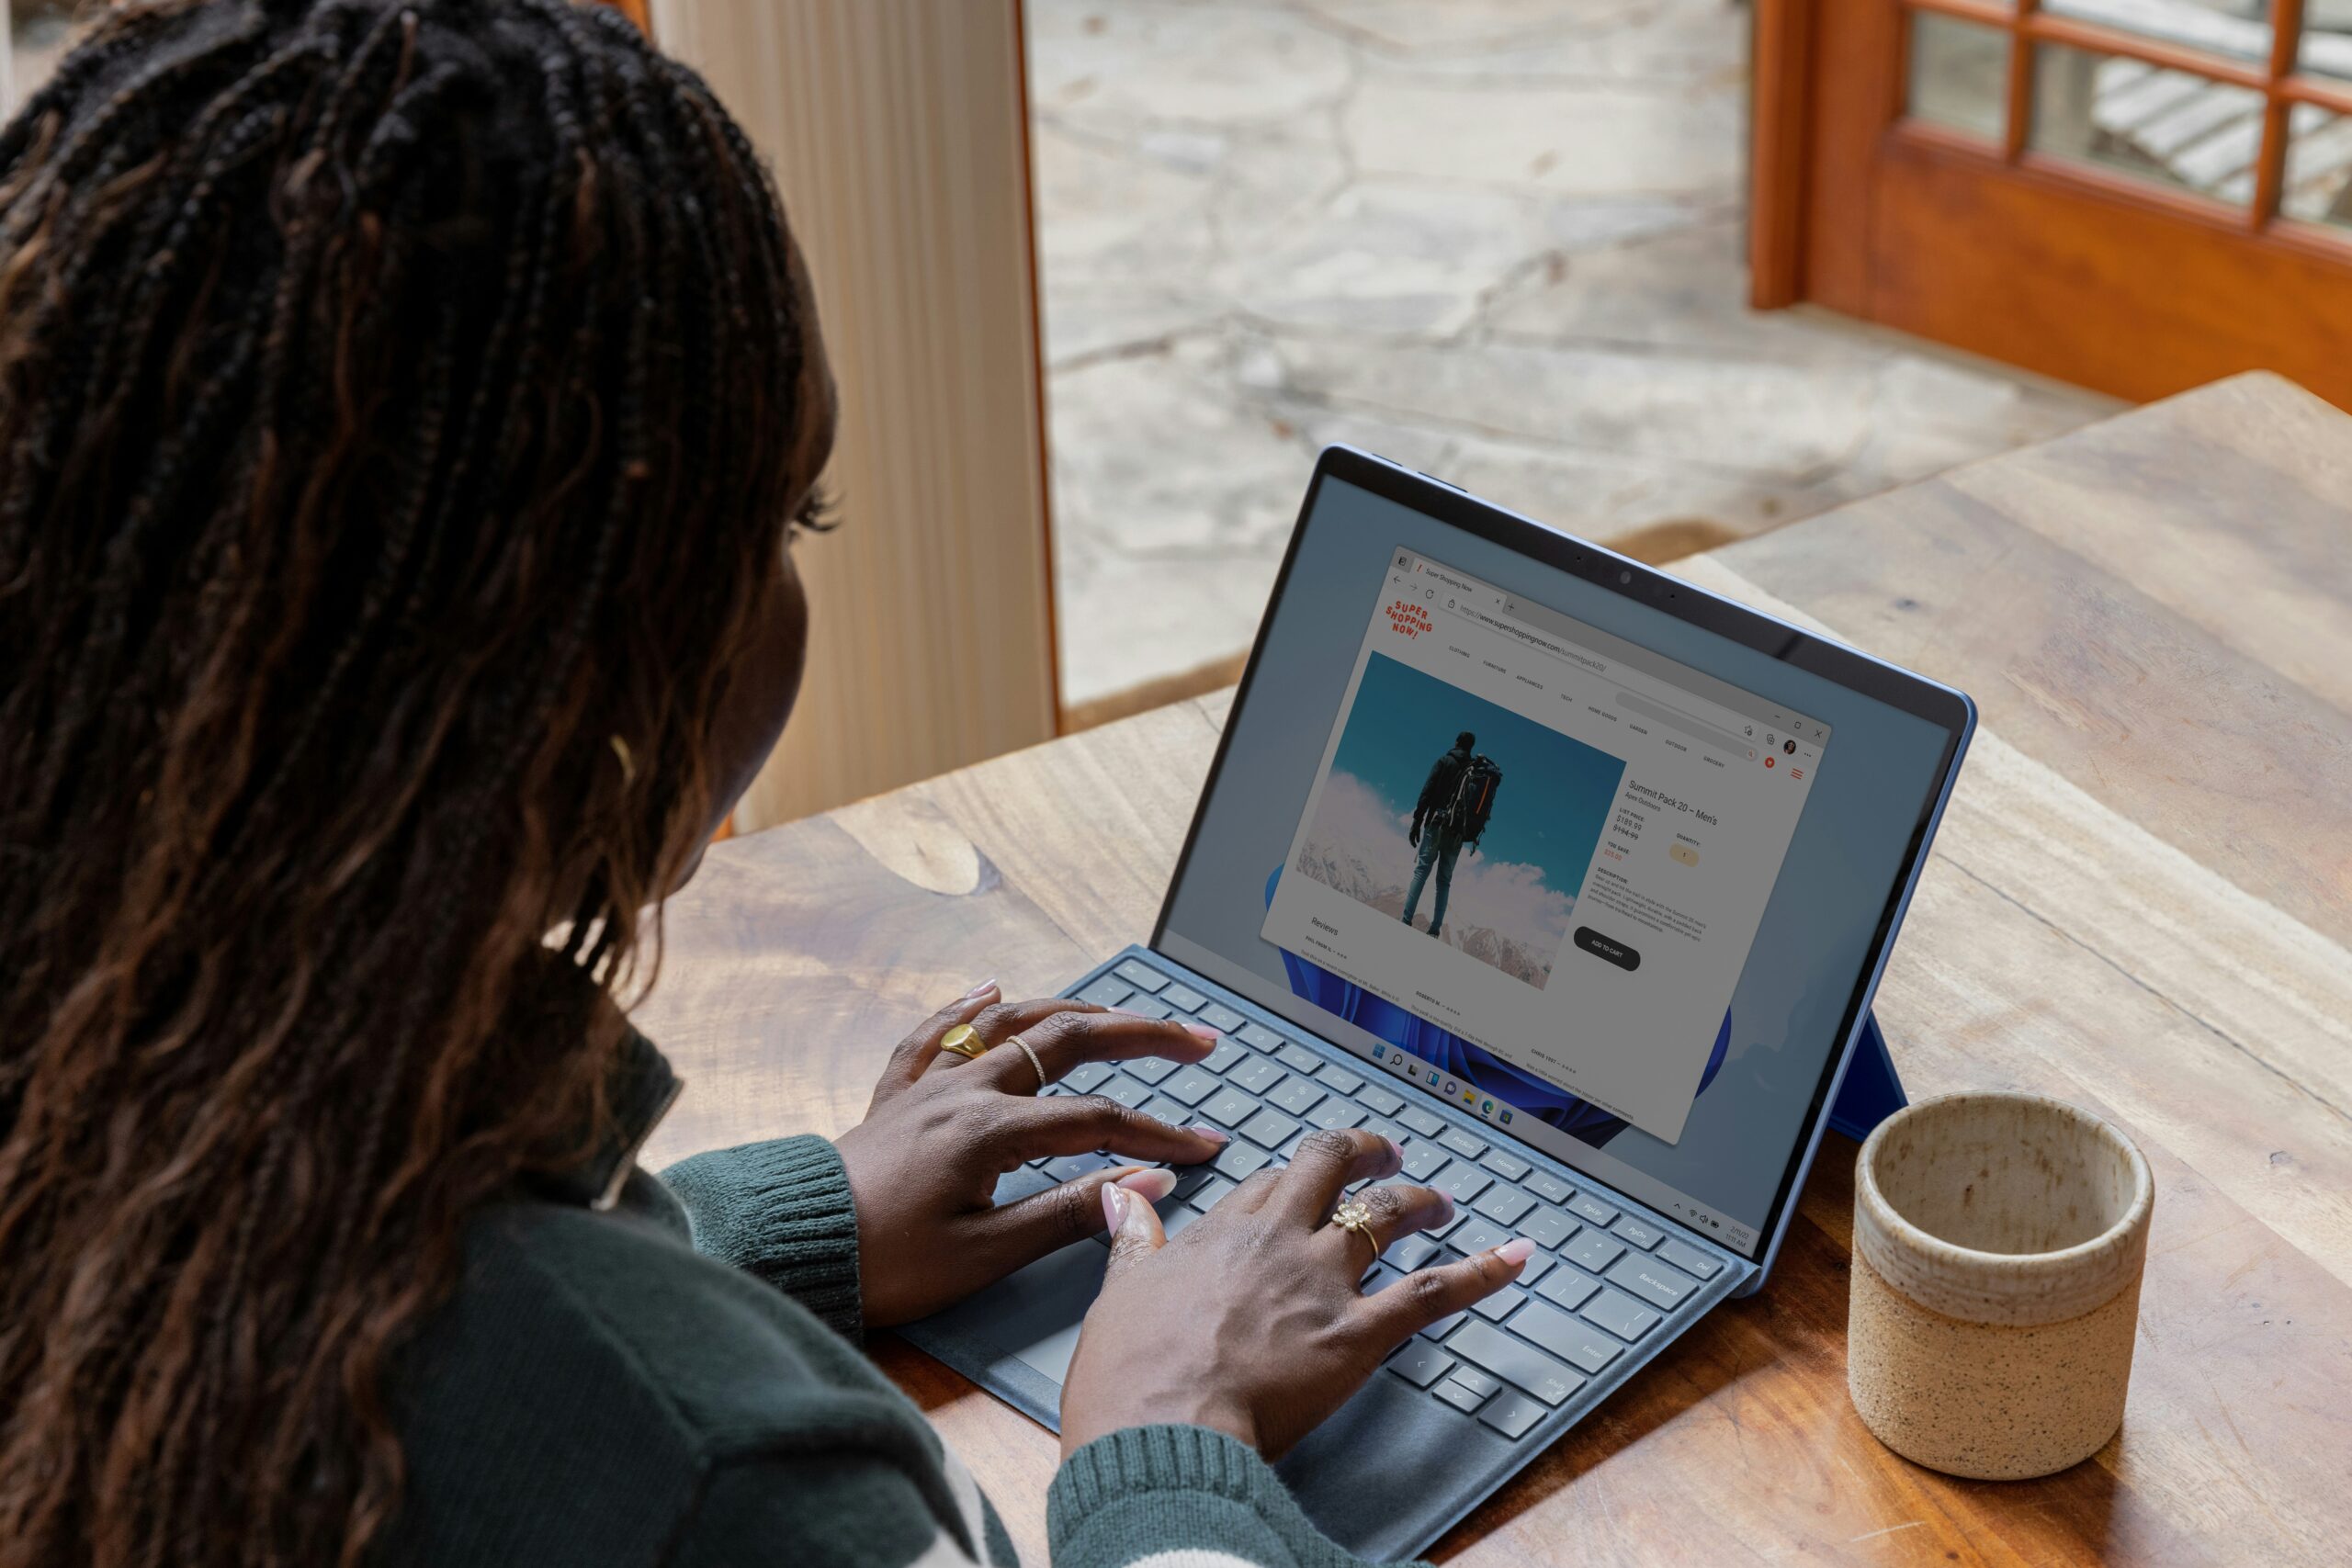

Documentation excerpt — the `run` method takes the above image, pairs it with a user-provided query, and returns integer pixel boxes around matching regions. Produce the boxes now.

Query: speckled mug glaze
[1848,1090,2153,1481]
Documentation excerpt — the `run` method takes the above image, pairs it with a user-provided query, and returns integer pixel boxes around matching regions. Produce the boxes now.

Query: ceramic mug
[1848,1090,2154,1480]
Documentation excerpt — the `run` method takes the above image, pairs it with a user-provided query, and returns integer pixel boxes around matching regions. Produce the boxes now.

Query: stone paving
[1030,0,2118,709]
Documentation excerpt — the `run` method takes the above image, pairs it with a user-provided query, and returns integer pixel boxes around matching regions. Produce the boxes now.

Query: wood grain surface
[632,372,2352,1565]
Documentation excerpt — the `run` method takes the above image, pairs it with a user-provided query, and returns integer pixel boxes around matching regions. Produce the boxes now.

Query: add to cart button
[1573,927,1641,972]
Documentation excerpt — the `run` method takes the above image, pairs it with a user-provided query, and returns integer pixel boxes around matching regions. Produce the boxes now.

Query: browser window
[1260,549,1829,1145]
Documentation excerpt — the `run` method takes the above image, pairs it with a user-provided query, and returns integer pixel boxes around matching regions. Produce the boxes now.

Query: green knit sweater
[381,1032,1396,1568]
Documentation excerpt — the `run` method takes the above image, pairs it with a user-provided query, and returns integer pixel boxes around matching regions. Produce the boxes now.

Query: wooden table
[637,372,2352,1565]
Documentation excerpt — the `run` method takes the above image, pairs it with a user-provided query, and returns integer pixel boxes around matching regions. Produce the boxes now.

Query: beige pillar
[653,0,1059,829]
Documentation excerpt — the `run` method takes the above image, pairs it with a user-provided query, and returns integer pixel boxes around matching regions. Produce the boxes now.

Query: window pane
[2282,103,2352,230]
[2304,16,2352,82]
[2042,0,2272,66]
[1908,12,2010,142]
[2031,44,2266,205]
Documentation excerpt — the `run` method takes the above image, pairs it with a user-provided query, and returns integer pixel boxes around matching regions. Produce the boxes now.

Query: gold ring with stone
[939,1023,989,1062]
[1328,1199,1378,1263]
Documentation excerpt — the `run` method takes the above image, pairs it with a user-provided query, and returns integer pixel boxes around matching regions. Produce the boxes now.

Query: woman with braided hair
[0,5,1528,1565]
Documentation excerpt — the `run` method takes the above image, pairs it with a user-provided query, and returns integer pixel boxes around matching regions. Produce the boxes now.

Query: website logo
[1384,599,1432,639]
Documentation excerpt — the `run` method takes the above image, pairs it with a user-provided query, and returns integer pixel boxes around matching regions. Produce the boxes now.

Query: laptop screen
[1156,468,1956,1259]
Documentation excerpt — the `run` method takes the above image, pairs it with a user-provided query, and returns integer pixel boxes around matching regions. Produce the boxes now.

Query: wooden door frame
[1751,0,2352,407]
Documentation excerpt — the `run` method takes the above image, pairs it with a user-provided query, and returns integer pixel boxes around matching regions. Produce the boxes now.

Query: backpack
[1437,754,1502,840]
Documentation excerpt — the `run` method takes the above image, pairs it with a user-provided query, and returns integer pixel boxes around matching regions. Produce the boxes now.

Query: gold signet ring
[939,1023,989,1062]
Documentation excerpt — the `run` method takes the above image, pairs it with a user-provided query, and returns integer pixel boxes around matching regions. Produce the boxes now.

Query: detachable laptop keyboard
[1031,953,1734,1443]
[900,944,1752,1559]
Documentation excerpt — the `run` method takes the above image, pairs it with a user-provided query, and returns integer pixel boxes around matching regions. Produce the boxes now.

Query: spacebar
[1445,1321,1587,1407]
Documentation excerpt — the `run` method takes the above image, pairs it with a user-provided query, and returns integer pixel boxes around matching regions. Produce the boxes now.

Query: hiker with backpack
[1401,730,1504,941]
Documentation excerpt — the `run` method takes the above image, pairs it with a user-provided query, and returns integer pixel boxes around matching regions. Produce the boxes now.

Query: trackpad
[990,1240,1109,1386]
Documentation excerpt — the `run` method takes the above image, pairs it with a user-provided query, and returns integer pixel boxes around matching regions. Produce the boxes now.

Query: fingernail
[1102,1184,1127,1230]
[1186,1122,1230,1144]
[1182,1022,1222,1043]
[965,978,999,999]
[1117,1168,1176,1201]
[1496,1237,1535,1267]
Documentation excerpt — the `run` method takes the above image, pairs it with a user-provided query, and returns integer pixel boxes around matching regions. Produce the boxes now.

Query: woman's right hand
[1057,1127,1533,1461]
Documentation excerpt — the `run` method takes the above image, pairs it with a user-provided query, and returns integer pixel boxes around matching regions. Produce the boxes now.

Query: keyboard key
[1359,1085,1405,1116]
[1580,1288,1661,1343]
[1159,982,1208,1013]
[1317,1065,1365,1095]
[1122,1055,1179,1085]
[1448,1364,1501,1400]
[1400,1142,1450,1181]
[1278,1129,1313,1160]
[1385,1341,1455,1389]
[1214,1142,1271,1181]
[1614,1217,1664,1250]
[1138,1096,1190,1125]
[1448,1220,1510,1257]
[1160,1066,1220,1107]
[1397,1107,1444,1137]
[1200,1087,1257,1127]
[1363,1117,1407,1146]
[1362,1263,1405,1295]
[1445,1320,1586,1406]
[1078,976,1131,1008]
[1471,1285,1527,1322]
[1189,1176,1238,1210]
[1478,1390,1547,1439]
[1472,1187,1534,1227]
[1275,1043,1323,1075]
[1505,1301,1623,1375]
[1095,1077,1151,1111]
[1237,1022,1284,1051]
[1657,1237,1724,1280]
[1114,959,1170,992]
[1426,1206,1469,1239]
[1568,1192,1621,1228]
[1526,1172,1575,1205]
[1063,1061,1113,1094]
[1239,1107,1301,1148]
[1044,1153,1115,1182]
[1517,1251,1556,1286]
[1230,1056,1285,1095]
[1534,1269,1599,1314]
[1439,1128,1488,1160]
[1119,997,1173,1021]
[1482,1151,1532,1182]
[1433,1376,1490,1415]
[1520,1207,1577,1250]
[1198,1003,1247,1034]
[1160,1202,1202,1237]
[1389,1233,1442,1271]
[1606,1254,1699,1311]
[1267,1077,1326,1116]
[1565,1230,1623,1273]
[1306,1099,1367,1132]
[1420,1307,1467,1343]
[1169,1164,1216,1200]
[1202,1039,1246,1075]
[1430,1163,1492,1204]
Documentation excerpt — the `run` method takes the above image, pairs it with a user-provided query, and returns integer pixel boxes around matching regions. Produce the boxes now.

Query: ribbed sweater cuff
[658,1134,863,1342]
[1049,1425,1365,1568]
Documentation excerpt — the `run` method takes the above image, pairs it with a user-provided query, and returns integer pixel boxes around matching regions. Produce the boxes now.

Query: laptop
[900,448,1974,1559]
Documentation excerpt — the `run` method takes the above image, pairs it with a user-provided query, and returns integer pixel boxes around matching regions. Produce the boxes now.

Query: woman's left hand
[834,983,1230,1327]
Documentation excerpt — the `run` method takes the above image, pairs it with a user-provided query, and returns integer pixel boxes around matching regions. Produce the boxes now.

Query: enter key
[1605,1252,1699,1312]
